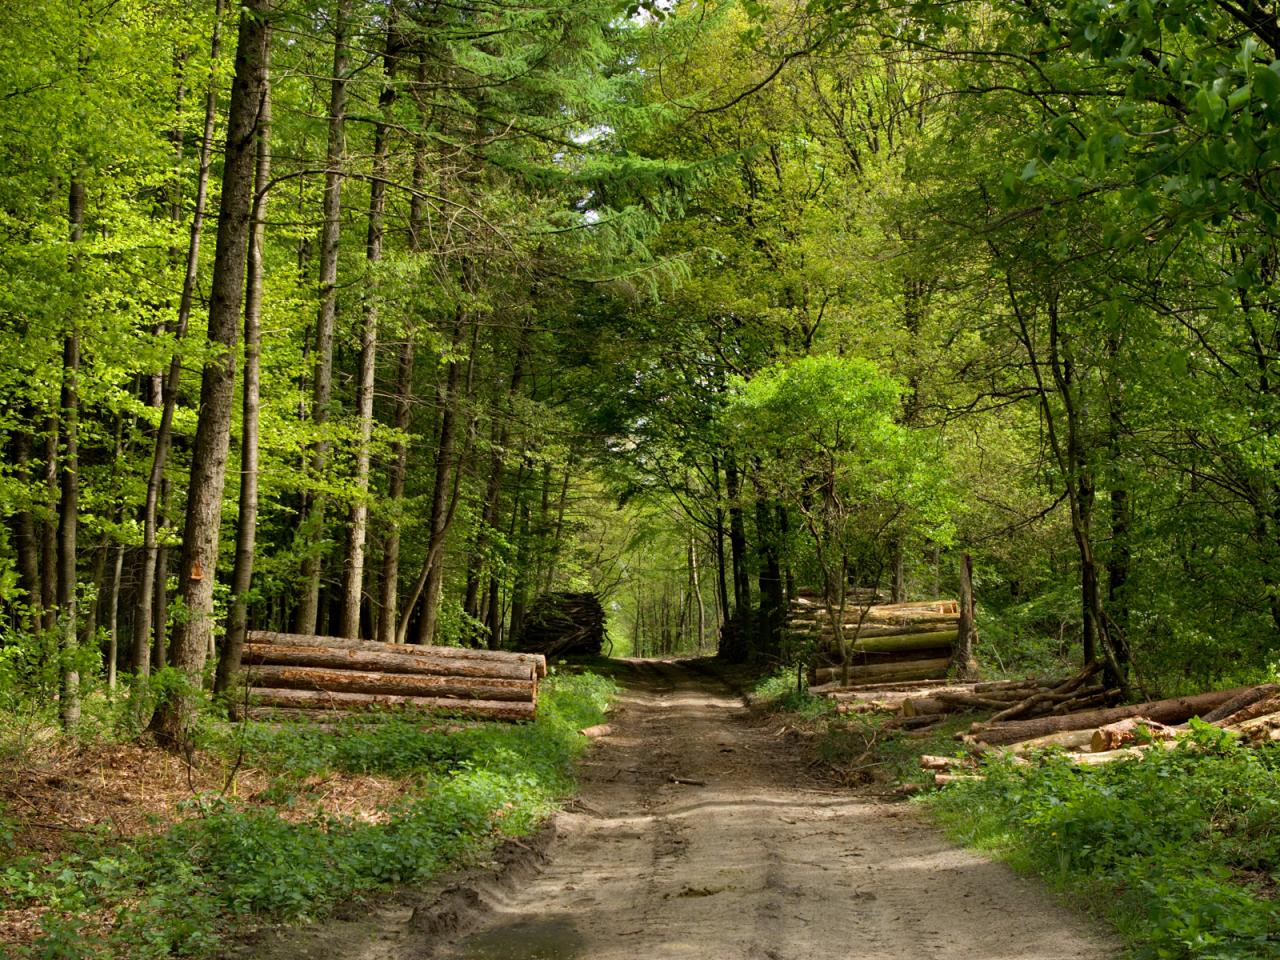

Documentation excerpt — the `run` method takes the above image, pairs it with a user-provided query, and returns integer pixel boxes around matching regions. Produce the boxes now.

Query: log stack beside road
[235,631,545,722]
[788,593,962,686]
[514,592,607,658]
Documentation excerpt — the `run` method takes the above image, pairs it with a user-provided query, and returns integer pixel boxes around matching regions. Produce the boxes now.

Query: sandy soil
[424,659,1116,960]
[231,658,1117,960]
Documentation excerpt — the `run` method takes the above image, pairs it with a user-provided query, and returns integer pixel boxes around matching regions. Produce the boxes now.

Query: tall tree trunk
[710,454,730,627]
[105,542,125,690]
[755,493,783,658]
[725,454,750,617]
[134,0,226,681]
[214,46,271,695]
[777,504,795,600]
[691,534,705,653]
[377,341,414,642]
[57,174,85,731]
[464,329,527,641]
[296,0,352,633]
[400,317,465,645]
[951,552,979,679]
[153,478,170,670]
[1106,338,1131,675]
[508,498,531,643]
[340,21,397,638]
[152,0,271,749]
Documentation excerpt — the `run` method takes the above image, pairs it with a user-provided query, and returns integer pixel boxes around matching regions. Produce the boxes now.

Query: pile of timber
[235,631,546,723]
[788,596,962,686]
[921,683,1280,785]
[514,592,606,658]
[898,661,1117,722]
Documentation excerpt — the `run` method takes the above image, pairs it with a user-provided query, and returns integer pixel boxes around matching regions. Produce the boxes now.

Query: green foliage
[0,672,616,959]
[927,740,1280,960]
[749,667,835,719]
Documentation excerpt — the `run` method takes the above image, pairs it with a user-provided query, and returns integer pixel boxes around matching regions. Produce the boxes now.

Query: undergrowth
[926,726,1280,960]
[0,670,615,959]
[753,667,1280,958]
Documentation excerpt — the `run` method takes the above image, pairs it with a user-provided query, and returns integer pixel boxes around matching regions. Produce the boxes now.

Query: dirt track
[425,659,1116,960]
[234,658,1117,960]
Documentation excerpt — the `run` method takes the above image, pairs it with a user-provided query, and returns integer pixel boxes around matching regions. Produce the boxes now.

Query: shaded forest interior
[4,0,1280,744]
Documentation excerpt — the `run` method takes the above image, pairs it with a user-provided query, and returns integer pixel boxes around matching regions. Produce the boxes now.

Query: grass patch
[925,726,1280,960]
[0,670,616,959]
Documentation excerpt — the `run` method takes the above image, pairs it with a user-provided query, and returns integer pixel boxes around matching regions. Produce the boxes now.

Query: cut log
[809,677,957,694]
[811,646,956,667]
[247,664,535,702]
[1090,717,1177,753]
[247,630,548,677]
[997,729,1096,754]
[934,691,1017,711]
[1063,746,1149,766]
[1230,710,1280,743]
[973,677,1042,693]
[919,754,966,771]
[900,697,954,718]
[1201,684,1279,723]
[579,723,613,738]
[934,773,984,785]
[243,686,537,720]
[812,658,951,686]
[1210,689,1280,727]
[791,620,959,640]
[970,687,1252,746]
[242,643,536,681]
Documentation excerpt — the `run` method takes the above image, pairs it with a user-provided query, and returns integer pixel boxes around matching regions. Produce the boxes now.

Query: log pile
[514,592,606,658]
[788,595,962,686]
[235,631,546,723]
[899,662,1118,723]
[921,682,1280,784]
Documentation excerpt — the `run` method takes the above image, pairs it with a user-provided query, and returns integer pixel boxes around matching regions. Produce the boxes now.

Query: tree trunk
[296,0,352,634]
[725,454,750,617]
[152,0,271,749]
[754,494,784,658]
[377,340,414,643]
[57,176,85,731]
[134,0,225,682]
[105,542,125,690]
[464,329,527,643]
[691,535,706,653]
[404,315,465,646]
[214,47,272,695]
[340,22,397,638]
[399,321,465,646]
[239,687,535,720]
[950,553,979,679]
[153,485,170,670]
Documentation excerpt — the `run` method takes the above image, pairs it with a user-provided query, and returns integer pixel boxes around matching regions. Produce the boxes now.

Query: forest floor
[244,658,1118,960]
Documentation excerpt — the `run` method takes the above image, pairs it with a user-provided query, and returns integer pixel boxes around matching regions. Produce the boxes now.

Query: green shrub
[927,734,1280,960]
[0,671,617,959]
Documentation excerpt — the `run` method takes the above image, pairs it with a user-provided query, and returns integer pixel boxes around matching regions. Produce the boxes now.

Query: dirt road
[420,659,1115,960]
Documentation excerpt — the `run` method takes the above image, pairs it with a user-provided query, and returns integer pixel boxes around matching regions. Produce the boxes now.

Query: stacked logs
[921,683,1280,784]
[514,592,606,658]
[789,595,961,686]
[236,631,546,722]
[899,662,1117,723]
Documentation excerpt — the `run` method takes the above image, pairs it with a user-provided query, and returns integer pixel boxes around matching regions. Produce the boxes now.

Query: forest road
[422,658,1117,960]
